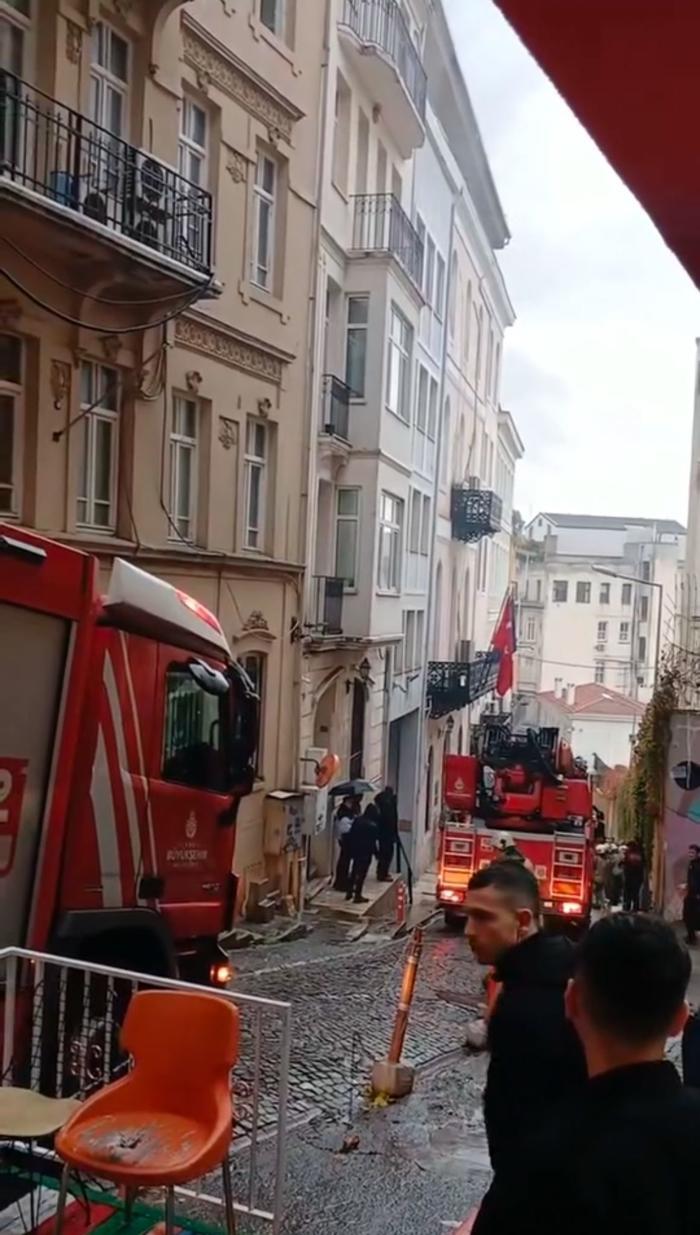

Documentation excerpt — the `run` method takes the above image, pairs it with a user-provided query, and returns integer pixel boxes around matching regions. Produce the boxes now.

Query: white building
[516,514,685,712]
[534,683,645,771]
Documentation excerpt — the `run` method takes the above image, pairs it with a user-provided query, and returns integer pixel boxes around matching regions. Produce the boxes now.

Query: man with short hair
[474,914,700,1235]
[464,862,585,1174]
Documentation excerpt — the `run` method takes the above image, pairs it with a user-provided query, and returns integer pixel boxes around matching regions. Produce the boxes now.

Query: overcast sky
[445,0,700,526]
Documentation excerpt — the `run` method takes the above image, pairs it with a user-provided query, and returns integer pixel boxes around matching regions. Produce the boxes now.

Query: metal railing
[426,651,501,718]
[340,0,427,121]
[320,374,352,441]
[0,71,213,276]
[451,486,503,544]
[311,575,344,635]
[351,193,424,291]
[0,948,290,1232]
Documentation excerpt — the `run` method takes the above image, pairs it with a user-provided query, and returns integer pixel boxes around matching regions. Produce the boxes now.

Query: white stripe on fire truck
[91,727,123,908]
[104,653,145,907]
[118,632,158,880]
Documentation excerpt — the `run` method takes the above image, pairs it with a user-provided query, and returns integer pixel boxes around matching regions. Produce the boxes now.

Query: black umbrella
[329,778,376,797]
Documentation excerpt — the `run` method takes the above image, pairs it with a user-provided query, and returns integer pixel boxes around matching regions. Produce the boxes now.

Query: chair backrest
[120,990,239,1094]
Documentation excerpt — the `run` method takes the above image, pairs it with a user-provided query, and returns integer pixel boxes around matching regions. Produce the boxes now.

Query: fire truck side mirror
[225,661,260,801]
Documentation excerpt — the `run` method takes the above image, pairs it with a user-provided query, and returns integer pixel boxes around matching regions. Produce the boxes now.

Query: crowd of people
[331,787,398,903]
[463,859,699,1235]
[593,837,646,911]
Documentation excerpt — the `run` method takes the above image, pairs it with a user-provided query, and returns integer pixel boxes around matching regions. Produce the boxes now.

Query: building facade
[0,0,326,906]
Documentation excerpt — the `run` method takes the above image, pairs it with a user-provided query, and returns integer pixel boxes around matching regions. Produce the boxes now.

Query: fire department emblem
[185,812,198,840]
[455,777,465,791]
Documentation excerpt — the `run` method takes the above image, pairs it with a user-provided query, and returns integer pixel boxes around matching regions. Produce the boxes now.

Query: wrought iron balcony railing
[351,193,424,292]
[0,71,213,276]
[310,576,344,636]
[451,486,503,544]
[426,652,501,719]
[340,0,427,122]
[320,375,352,441]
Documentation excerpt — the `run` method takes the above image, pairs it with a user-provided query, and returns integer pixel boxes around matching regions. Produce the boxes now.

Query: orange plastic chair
[54,989,239,1235]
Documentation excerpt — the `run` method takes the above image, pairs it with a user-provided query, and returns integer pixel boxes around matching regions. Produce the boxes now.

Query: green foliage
[616,660,680,857]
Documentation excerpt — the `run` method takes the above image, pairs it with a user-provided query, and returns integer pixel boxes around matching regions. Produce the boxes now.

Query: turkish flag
[491,593,517,697]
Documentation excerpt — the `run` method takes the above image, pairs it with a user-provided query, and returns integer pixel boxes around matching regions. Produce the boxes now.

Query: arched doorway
[349,680,366,779]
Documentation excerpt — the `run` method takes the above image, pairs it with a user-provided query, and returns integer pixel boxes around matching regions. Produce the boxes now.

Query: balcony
[309,576,344,637]
[351,194,424,296]
[0,72,214,322]
[451,487,503,544]
[338,0,426,157]
[320,375,352,444]
[427,652,501,719]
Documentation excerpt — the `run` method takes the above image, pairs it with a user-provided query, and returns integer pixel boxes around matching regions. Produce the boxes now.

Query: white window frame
[377,492,403,592]
[525,618,536,643]
[553,580,568,603]
[90,20,129,137]
[386,305,412,423]
[619,621,630,643]
[424,234,435,306]
[178,96,207,186]
[259,0,287,39]
[435,252,445,322]
[2,0,32,77]
[594,661,605,685]
[597,620,608,643]
[599,582,610,605]
[244,417,268,551]
[345,294,369,399]
[77,360,120,532]
[334,487,360,590]
[408,488,421,555]
[0,333,23,518]
[169,394,198,542]
[251,150,277,292]
[420,494,431,556]
[576,581,591,604]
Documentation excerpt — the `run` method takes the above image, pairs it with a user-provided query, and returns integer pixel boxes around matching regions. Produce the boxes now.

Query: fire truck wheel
[444,910,466,931]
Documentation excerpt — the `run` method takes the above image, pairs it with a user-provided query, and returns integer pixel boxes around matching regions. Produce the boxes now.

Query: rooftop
[537,682,645,719]
[535,513,685,535]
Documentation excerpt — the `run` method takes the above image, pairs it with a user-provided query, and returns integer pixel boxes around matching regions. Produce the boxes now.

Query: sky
[444,0,700,526]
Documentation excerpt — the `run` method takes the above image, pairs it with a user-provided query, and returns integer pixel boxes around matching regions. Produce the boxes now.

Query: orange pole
[387,927,424,1063]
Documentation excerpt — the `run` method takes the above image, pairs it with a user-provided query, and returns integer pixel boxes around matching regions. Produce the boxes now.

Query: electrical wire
[0,234,211,306]
[0,262,212,333]
[51,341,166,442]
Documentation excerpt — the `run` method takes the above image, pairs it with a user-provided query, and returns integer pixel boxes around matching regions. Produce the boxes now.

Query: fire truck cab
[0,525,258,985]
[437,722,594,933]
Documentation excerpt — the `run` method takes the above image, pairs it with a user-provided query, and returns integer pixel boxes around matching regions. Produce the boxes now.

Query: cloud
[444,0,700,524]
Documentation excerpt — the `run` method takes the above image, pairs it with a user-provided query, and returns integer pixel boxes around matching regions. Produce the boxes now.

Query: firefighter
[494,831,534,875]
[473,915,698,1235]
[464,861,586,1174]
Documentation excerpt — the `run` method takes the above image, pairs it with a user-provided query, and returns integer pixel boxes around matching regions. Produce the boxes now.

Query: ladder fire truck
[0,524,259,988]
[437,722,594,932]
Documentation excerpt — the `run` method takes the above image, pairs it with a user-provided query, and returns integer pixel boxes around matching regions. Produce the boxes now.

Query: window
[427,374,438,440]
[536,578,542,602]
[622,583,632,606]
[640,594,649,621]
[345,295,368,398]
[252,151,277,291]
[415,364,428,433]
[169,394,197,541]
[77,361,119,530]
[405,610,415,671]
[162,663,230,793]
[525,618,536,643]
[553,580,568,603]
[179,98,208,258]
[335,488,359,588]
[2,0,31,78]
[424,235,435,306]
[640,560,651,582]
[576,581,591,604]
[594,661,605,685]
[420,495,431,555]
[332,71,351,194]
[448,251,458,337]
[409,488,421,554]
[638,636,647,664]
[599,582,610,605]
[597,621,608,643]
[440,399,450,486]
[90,21,129,137]
[377,492,403,591]
[415,610,425,669]
[260,0,286,38]
[355,109,369,194]
[435,253,446,321]
[0,333,22,516]
[244,418,267,550]
[386,305,412,421]
[238,652,265,776]
[619,621,630,643]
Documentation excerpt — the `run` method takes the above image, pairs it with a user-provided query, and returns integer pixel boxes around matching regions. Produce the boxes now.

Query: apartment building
[0,0,325,903]
[516,514,685,709]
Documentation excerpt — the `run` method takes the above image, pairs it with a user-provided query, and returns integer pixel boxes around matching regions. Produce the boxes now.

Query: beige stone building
[0,0,325,905]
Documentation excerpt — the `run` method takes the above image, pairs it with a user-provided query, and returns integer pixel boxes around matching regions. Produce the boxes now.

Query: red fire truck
[0,524,258,987]
[437,722,594,932]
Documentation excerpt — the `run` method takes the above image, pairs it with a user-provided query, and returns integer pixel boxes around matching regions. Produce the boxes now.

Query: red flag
[491,593,517,697]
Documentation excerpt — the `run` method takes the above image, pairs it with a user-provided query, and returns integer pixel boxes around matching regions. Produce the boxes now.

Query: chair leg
[164,1187,175,1235]
[55,1164,71,1235]
[221,1157,236,1235]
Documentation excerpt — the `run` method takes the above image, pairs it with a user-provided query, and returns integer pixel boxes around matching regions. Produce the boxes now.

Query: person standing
[346,802,379,904]
[332,795,359,892]
[622,839,645,912]
[374,786,398,882]
[683,844,700,944]
[464,862,586,1174]
[473,914,698,1235]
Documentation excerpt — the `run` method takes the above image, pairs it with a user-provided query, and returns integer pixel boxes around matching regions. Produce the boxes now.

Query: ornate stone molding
[100,334,121,363]
[182,25,299,144]
[218,417,238,450]
[65,20,82,64]
[185,369,203,393]
[226,149,248,184]
[50,361,71,411]
[175,316,283,385]
[234,610,276,644]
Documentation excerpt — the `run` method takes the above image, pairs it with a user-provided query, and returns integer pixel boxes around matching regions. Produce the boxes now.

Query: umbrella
[329,779,376,797]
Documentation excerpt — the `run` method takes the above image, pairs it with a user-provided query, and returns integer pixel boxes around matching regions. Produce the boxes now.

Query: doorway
[349,679,365,779]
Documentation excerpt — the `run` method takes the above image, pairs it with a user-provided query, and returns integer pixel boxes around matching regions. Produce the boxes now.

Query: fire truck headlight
[561,901,583,916]
[210,961,233,986]
[439,888,465,904]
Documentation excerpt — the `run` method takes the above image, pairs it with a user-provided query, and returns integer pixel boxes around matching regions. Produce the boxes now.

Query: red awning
[494,0,700,287]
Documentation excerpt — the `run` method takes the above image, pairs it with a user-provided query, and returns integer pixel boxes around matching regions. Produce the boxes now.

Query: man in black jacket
[464,862,586,1173]
[683,843,700,943]
[474,914,698,1235]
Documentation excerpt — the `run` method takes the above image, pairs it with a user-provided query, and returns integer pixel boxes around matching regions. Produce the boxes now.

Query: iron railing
[451,486,503,543]
[311,576,344,635]
[0,71,213,276]
[320,374,352,441]
[426,652,501,718]
[340,0,427,121]
[351,193,424,291]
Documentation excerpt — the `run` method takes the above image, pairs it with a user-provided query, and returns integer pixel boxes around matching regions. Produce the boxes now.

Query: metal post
[387,928,423,1064]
